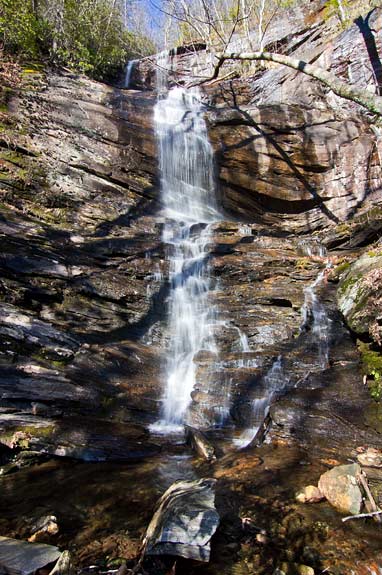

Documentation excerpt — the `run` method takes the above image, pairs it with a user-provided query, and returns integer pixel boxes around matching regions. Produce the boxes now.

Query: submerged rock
[0,536,67,575]
[357,447,382,468]
[318,463,362,515]
[143,478,219,562]
[295,485,324,504]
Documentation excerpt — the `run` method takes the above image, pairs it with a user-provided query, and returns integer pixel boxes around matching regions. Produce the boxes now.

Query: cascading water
[124,60,136,89]
[301,266,332,369]
[234,355,285,449]
[150,67,221,433]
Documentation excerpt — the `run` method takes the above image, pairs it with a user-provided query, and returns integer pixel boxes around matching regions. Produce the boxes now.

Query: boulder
[318,463,363,515]
[0,536,68,575]
[143,478,220,562]
[337,253,382,345]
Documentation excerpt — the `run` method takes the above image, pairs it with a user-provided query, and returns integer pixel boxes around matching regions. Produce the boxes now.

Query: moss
[333,261,350,276]
[295,257,312,270]
[338,273,360,296]
[22,425,55,437]
[335,222,351,235]
[358,341,382,401]
[0,149,28,167]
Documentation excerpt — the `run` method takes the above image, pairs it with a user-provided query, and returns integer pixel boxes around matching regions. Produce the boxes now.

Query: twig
[205,70,238,85]
[342,510,382,522]
[358,470,382,523]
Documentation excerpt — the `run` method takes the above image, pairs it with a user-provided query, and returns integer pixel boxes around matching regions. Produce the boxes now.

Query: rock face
[1,3,382,572]
[143,478,219,562]
[337,252,382,345]
[318,463,363,515]
[135,4,382,233]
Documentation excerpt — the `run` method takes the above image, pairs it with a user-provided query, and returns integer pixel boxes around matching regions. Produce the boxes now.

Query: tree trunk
[215,50,382,117]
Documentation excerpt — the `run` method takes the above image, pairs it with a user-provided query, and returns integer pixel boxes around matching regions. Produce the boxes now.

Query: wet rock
[357,447,382,468]
[185,426,217,462]
[318,463,362,515]
[28,515,59,543]
[0,536,64,575]
[295,485,324,504]
[143,478,219,562]
[0,414,160,461]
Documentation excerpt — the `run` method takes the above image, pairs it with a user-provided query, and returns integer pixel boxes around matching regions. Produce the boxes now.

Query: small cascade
[223,321,251,352]
[234,356,285,449]
[300,265,332,369]
[124,60,137,88]
[238,329,250,352]
[298,238,327,258]
[212,378,232,427]
[150,53,221,433]
[238,225,252,236]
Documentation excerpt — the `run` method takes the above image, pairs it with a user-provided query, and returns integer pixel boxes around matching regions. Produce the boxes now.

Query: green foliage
[0,0,154,80]
[0,0,41,57]
[358,340,382,402]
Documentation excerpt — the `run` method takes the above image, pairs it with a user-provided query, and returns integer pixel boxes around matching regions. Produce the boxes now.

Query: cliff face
[135,4,382,232]
[1,3,382,573]
[0,0,381,464]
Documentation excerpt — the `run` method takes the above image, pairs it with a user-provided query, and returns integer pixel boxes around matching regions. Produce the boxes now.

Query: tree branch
[215,50,382,117]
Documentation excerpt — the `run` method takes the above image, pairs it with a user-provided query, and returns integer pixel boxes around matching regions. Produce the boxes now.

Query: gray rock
[337,254,382,345]
[0,536,63,575]
[143,478,220,562]
[318,463,363,515]
[0,303,79,358]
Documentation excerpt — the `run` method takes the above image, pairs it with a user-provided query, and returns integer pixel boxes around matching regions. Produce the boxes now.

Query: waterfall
[124,60,136,89]
[150,68,221,433]
[300,266,331,369]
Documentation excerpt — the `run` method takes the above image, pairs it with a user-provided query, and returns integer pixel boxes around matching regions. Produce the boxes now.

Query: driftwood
[342,510,382,523]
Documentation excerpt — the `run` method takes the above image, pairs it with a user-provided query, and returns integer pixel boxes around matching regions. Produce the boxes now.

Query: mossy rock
[337,254,382,343]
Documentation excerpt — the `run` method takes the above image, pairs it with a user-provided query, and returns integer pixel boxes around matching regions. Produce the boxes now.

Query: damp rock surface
[143,478,220,562]
[0,536,63,575]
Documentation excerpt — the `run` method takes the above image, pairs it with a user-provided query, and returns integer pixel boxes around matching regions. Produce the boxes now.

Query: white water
[298,238,327,258]
[150,69,221,433]
[124,60,136,89]
[234,355,285,449]
[238,225,253,236]
[300,266,331,369]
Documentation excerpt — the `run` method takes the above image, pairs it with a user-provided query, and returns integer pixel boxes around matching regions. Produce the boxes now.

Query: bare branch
[342,510,382,522]
[216,50,382,117]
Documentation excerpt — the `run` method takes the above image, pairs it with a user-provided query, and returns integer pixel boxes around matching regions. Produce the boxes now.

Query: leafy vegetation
[0,0,155,80]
